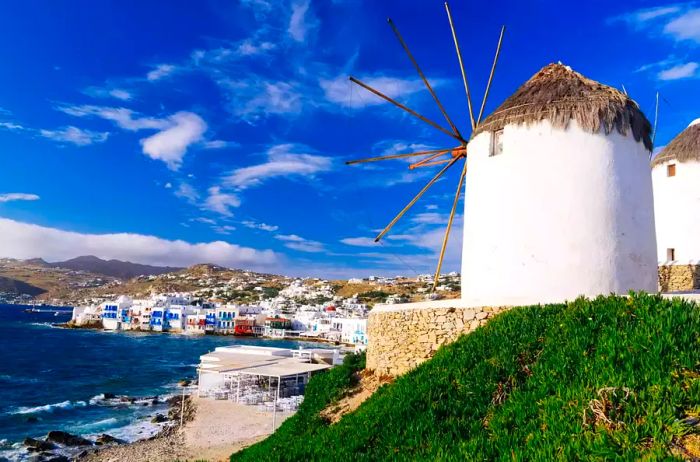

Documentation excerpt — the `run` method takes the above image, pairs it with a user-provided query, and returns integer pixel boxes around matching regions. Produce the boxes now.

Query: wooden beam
[375,154,463,242]
[444,2,476,132]
[433,157,467,292]
[477,25,505,125]
[346,147,452,165]
[388,17,462,139]
[350,76,466,144]
[408,150,451,169]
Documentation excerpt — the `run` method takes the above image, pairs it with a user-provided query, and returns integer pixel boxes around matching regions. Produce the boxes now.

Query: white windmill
[348,5,658,306]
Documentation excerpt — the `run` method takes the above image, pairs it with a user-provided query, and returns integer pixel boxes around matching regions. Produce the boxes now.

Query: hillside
[0,276,46,296]
[235,294,700,461]
[0,258,115,303]
[46,255,181,279]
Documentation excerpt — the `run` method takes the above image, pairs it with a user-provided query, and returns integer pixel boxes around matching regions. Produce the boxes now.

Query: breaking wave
[12,400,87,415]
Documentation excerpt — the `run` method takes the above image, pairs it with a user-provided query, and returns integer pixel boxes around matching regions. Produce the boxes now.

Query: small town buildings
[651,118,700,291]
[71,284,370,346]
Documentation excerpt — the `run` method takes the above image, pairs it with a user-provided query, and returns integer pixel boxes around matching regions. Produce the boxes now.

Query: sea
[0,304,326,461]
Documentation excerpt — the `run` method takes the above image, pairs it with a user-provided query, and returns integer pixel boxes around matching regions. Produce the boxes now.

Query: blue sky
[0,0,698,278]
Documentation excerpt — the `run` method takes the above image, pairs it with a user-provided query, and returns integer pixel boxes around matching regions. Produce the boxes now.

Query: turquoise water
[0,304,324,460]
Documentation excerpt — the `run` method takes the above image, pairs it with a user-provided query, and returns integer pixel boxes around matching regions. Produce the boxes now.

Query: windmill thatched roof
[473,63,653,151]
[651,121,700,167]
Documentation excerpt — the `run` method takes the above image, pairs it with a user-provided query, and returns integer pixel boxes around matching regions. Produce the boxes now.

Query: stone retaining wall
[367,303,509,377]
[658,264,700,292]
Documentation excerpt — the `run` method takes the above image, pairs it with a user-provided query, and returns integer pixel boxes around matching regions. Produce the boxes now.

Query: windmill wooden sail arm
[342,4,506,291]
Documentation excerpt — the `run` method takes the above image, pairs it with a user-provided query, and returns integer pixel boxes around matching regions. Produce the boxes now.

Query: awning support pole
[272,376,280,431]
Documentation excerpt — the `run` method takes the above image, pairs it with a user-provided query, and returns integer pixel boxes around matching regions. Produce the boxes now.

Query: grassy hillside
[234,294,700,461]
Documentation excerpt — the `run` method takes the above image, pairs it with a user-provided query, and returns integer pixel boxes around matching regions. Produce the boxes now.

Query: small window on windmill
[491,129,504,156]
[667,248,675,261]
[667,164,676,177]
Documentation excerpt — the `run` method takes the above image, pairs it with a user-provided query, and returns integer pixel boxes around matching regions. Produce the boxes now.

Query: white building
[166,305,187,332]
[461,63,658,307]
[71,305,101,326]
[652,118,700,263]
[101,296,133,330]
[332,318,368,345]
[651,118,700,291]
[185,307,207,334]
[131,298,152,331]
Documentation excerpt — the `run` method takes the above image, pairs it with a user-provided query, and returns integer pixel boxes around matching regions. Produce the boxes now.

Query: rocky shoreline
[17,393,195,462]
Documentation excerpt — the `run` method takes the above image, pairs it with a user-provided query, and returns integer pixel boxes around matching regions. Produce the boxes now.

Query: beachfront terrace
[196,346,335,427]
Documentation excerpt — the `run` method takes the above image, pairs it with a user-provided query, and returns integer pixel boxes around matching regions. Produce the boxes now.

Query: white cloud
[658,61,699,80]
[39,126,109,146]
[174,182,199,203]
[241,0,275,18]
[320,75,425,109]
[59,105,169,131]
[0,193,40,203]
[237,39,276,56]
[0,121,24,131]
[192,217,217,225]
[213,225,237,235]
[276,233,325,252]
[614,5,700,44]
[412,212,449,225]
[219,79,303,120]
[223,143,333,190]
[59,105,207,168]
[613,5,682,26]
[202,186,241,217]
[0,217,280,270]
[147,64,176,81]
[1,117,109,147]
[340,237,378,247]
[109,89,133,100]
[288,0,318,42]
[242,220,279,232]
[202,139,236,149]
[664,8,700,43]
[140,112,207,169]
[84,86,133,101]
[164,182,172,189]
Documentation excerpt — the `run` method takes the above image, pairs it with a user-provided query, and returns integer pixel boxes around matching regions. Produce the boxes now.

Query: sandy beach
[84,397,291,462]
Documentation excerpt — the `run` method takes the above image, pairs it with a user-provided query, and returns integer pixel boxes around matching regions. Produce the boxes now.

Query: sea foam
[12,399,87,415]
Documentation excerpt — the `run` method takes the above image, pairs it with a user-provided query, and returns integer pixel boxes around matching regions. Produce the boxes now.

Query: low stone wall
[658,264,700,292]
[367,302,509,377]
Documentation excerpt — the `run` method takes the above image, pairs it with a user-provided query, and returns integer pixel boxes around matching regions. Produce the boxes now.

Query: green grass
[233,294,700,461]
